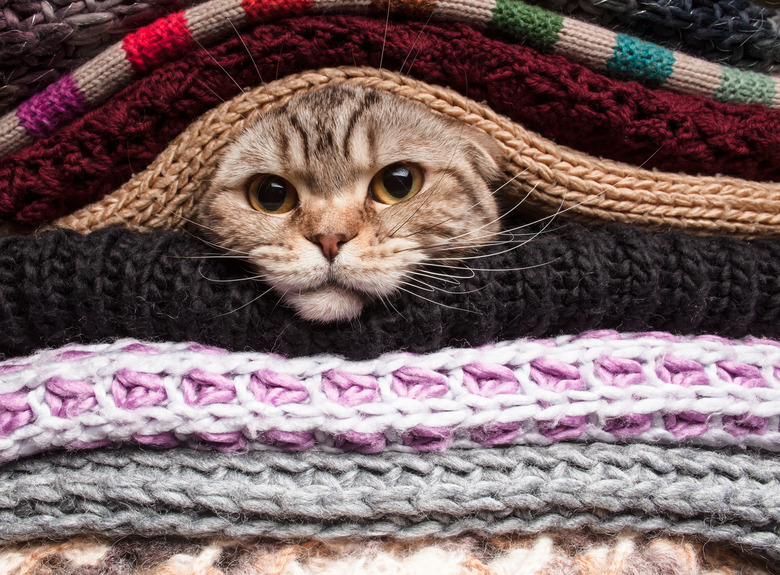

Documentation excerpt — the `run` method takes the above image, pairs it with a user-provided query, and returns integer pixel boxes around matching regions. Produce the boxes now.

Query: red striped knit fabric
[1,16,777,225]
[122,12,193,74]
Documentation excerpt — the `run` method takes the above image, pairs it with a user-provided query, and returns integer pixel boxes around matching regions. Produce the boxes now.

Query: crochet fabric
[1,226,778,359]
[3,19,780,228]
[2,0,780,571]
[53,67,780,238]
[2,334,780,461]
[2,0,780,159]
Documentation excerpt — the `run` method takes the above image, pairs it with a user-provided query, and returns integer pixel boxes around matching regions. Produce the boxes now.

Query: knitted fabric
[53,67,780,238]
[1,444,779,560]
[3,334,780,461]
[1,225,779,359]
[0,0,185,113]
[531,0,780,72]
[3,21,779,228]
[0,534,769,574]
[2,0,780,160]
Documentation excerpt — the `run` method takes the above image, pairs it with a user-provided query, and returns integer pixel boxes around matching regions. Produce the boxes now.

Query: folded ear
[464,124,522,196]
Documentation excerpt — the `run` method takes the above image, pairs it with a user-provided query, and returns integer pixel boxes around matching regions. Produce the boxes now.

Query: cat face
[198,84,506,322]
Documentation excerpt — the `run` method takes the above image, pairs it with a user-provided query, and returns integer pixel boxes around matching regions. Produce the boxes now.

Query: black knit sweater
[0,225,777,359]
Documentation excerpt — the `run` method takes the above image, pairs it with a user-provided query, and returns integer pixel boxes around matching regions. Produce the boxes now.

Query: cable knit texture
[0,445,779,560]
[0,534,770,574]
[0,226,778,359]
[533,0,780,72]
[2,18,779,227]
[53,67,780,238]
[2,334,780,461]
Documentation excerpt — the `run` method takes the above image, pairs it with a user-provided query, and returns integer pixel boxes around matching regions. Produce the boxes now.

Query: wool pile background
[0,0,779,572]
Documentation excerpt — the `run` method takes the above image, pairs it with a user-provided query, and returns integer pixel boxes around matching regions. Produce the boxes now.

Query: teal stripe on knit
[606,34,674,85]
[715,67,775,106]
[490,0,563,51]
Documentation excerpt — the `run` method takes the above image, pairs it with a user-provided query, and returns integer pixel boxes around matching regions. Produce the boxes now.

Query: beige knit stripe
[0,535,768,574]
[434,0,496,24]
[186,0,246,45]
[313,0,372,14]
[556,19,615,70]
[53,67,780,237]
[0,117,30,155]
[73,44,135,104]
[665,51,722,97]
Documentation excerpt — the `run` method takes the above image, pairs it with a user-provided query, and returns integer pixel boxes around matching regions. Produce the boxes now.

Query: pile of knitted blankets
[1,0,780,573]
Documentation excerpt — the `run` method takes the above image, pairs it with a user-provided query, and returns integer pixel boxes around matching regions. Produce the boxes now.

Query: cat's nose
[313,233,352,261]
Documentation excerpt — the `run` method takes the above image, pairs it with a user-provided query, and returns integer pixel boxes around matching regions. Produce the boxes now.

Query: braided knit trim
[0,0,185,114]
[3,333,780,461]
[2,444,780,562]
[0,534,769,574]
[2,0,780,159]
[532,0,780,72]
[52,67,780,238]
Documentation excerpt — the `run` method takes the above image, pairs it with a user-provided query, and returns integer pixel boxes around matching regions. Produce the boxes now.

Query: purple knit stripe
[16,74,89,140]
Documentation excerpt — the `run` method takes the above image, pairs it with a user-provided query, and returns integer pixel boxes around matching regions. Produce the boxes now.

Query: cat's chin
[284,285,367,323]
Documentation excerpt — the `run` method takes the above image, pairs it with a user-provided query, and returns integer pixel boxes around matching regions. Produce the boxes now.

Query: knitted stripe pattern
[2,0,780,159]
[3,21,780,228]
[1,444,779,560]
[1,226,778,359]
[532,0,780,72]
[54,67,780,238]
[3,334,780,461]
[0,0,185,113]
[0,534,768,574]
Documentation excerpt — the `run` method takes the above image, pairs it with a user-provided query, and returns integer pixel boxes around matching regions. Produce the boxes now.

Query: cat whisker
[399,278,487,296]
[382,121,475,241]
[393,285,479,315]
[409,267,474,283]
[396,170,530,242]
[190,35,262,116]
[229,18,264,86]
[198,268,268,283]
[211,285,276,318]
[468,258,561,273]
[400,12,434,76]
[378,0,392,73]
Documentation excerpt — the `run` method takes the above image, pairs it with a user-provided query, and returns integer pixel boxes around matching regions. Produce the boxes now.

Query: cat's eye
[247,174,298,214]
[370,163,423,205]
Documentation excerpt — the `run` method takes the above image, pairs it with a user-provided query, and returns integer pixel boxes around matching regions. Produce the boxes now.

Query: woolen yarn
[0,224,777,359]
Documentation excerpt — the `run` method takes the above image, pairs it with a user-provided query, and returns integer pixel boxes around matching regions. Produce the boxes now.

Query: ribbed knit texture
[0,534,769,574]
[532,0,780,72]
[3,334,780,461]
[0,225,778,359]
[0,0,184,113]
[2,18,778,228]
[1,444,779,560]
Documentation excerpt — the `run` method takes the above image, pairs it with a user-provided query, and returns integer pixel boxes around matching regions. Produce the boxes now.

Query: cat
[197,83,513,323]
